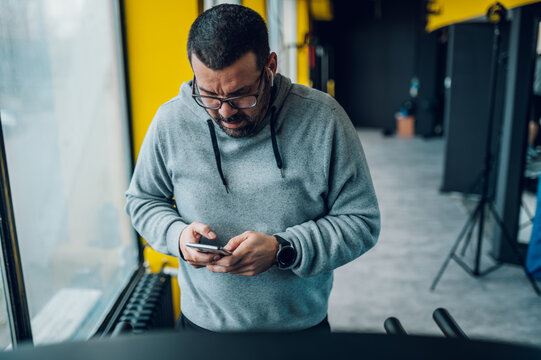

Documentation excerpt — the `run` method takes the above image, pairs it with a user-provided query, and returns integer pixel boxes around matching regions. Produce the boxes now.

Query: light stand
[431,3,541,295]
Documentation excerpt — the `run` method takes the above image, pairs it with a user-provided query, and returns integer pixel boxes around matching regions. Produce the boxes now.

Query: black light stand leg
[488,202,541,294]
[460,194,483,256]
[450,197,503,278]
[474,197,487,275]
[431,203,481,291]
[458,165,486,256]
[460,206,478,256]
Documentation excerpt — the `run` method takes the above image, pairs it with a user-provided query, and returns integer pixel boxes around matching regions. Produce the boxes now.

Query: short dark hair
[187,4,270,70]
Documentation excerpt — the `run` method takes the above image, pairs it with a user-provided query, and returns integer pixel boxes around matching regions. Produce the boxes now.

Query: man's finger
[207,255,247,272]
[190,222,217,240]
[229,264,258,275]
[224,232,249,251]
[194,251,216,262]
[206,264,230,273]
[230,268,259,276]
[211,252,242,268]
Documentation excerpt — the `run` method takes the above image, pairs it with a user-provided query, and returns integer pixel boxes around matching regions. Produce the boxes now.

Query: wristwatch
[275,235,297,270]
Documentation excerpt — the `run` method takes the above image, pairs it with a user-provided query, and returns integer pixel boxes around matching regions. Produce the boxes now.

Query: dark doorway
[312,0,443,133]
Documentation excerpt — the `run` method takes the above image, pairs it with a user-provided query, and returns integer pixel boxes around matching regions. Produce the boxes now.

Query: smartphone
[186,242,232,256]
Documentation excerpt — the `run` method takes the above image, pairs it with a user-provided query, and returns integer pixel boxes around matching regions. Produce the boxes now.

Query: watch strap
[275,235,290,246]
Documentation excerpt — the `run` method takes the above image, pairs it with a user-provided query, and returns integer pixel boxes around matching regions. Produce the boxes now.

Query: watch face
[278,246,296,267]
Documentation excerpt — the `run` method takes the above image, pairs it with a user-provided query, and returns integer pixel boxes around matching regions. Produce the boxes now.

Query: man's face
[191,52,274,138]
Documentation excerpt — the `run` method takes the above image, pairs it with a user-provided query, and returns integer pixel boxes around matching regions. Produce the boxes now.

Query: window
[0,0,138,345]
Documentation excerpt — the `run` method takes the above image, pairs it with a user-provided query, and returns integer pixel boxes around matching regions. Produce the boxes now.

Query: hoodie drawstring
[206,111,284,194]
[207,119,229,193]
[269,107,284,178]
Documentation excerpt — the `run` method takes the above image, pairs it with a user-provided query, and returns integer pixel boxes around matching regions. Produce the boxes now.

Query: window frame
[0,117,33,347]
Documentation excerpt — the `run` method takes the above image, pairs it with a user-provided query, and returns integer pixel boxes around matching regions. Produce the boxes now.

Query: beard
[213,75,272,138]
[215,112,258,138]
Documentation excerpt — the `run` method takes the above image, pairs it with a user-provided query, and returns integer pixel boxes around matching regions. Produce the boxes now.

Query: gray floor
[328,129,541,347]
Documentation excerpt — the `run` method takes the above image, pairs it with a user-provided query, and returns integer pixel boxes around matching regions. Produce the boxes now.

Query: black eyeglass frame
[191,70,266,110]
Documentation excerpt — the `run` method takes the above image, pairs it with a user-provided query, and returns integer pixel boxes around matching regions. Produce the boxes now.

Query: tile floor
[328,129,541,347]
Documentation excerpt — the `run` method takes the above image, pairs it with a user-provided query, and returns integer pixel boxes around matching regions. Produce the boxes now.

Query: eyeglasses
[192,70,265,110]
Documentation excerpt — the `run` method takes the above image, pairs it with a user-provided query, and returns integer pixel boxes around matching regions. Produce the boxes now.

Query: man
[125,4,380,332]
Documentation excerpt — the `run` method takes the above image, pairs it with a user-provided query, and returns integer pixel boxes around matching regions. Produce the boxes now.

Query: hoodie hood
[176,73,293,192]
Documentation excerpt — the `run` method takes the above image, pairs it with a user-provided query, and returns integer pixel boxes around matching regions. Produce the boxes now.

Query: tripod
[431,3,541,295]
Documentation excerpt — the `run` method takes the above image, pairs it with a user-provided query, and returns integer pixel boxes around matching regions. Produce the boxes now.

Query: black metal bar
[0,115,33,346]
[117,0,135,172]
[383,317,407,336]
[432,308,469,340]
[470,8,503,276]
[94,0,150,339]
[115,0,144,266]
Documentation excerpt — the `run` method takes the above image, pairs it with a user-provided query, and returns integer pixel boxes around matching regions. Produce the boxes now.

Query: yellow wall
[309,0,333,21]
[297,0,310,87]
[124,0,199,159]
[124,0,200,321]
[242,0,267,21]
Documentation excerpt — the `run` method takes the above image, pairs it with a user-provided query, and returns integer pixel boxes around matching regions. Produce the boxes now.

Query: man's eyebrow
[199,84,252,97]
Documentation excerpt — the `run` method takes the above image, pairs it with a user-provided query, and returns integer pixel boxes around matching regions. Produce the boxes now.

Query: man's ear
[267,52,278,86]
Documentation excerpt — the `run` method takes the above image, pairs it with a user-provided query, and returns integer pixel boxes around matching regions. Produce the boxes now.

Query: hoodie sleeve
[125,112,188,258]
[276,106,380,278]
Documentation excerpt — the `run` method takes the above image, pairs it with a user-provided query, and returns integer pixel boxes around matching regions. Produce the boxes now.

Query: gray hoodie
[125,73,380,331]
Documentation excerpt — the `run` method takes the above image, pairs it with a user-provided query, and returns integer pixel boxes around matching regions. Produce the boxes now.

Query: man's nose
[218,101,238,118]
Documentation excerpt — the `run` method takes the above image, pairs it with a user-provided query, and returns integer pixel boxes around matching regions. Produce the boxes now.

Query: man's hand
[206,231,279,276]
[180,222,219,269]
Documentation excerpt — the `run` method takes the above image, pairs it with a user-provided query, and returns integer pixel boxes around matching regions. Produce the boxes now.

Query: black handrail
[433,308,469,340]
[384,317,408,335]
[0,115,33,345]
